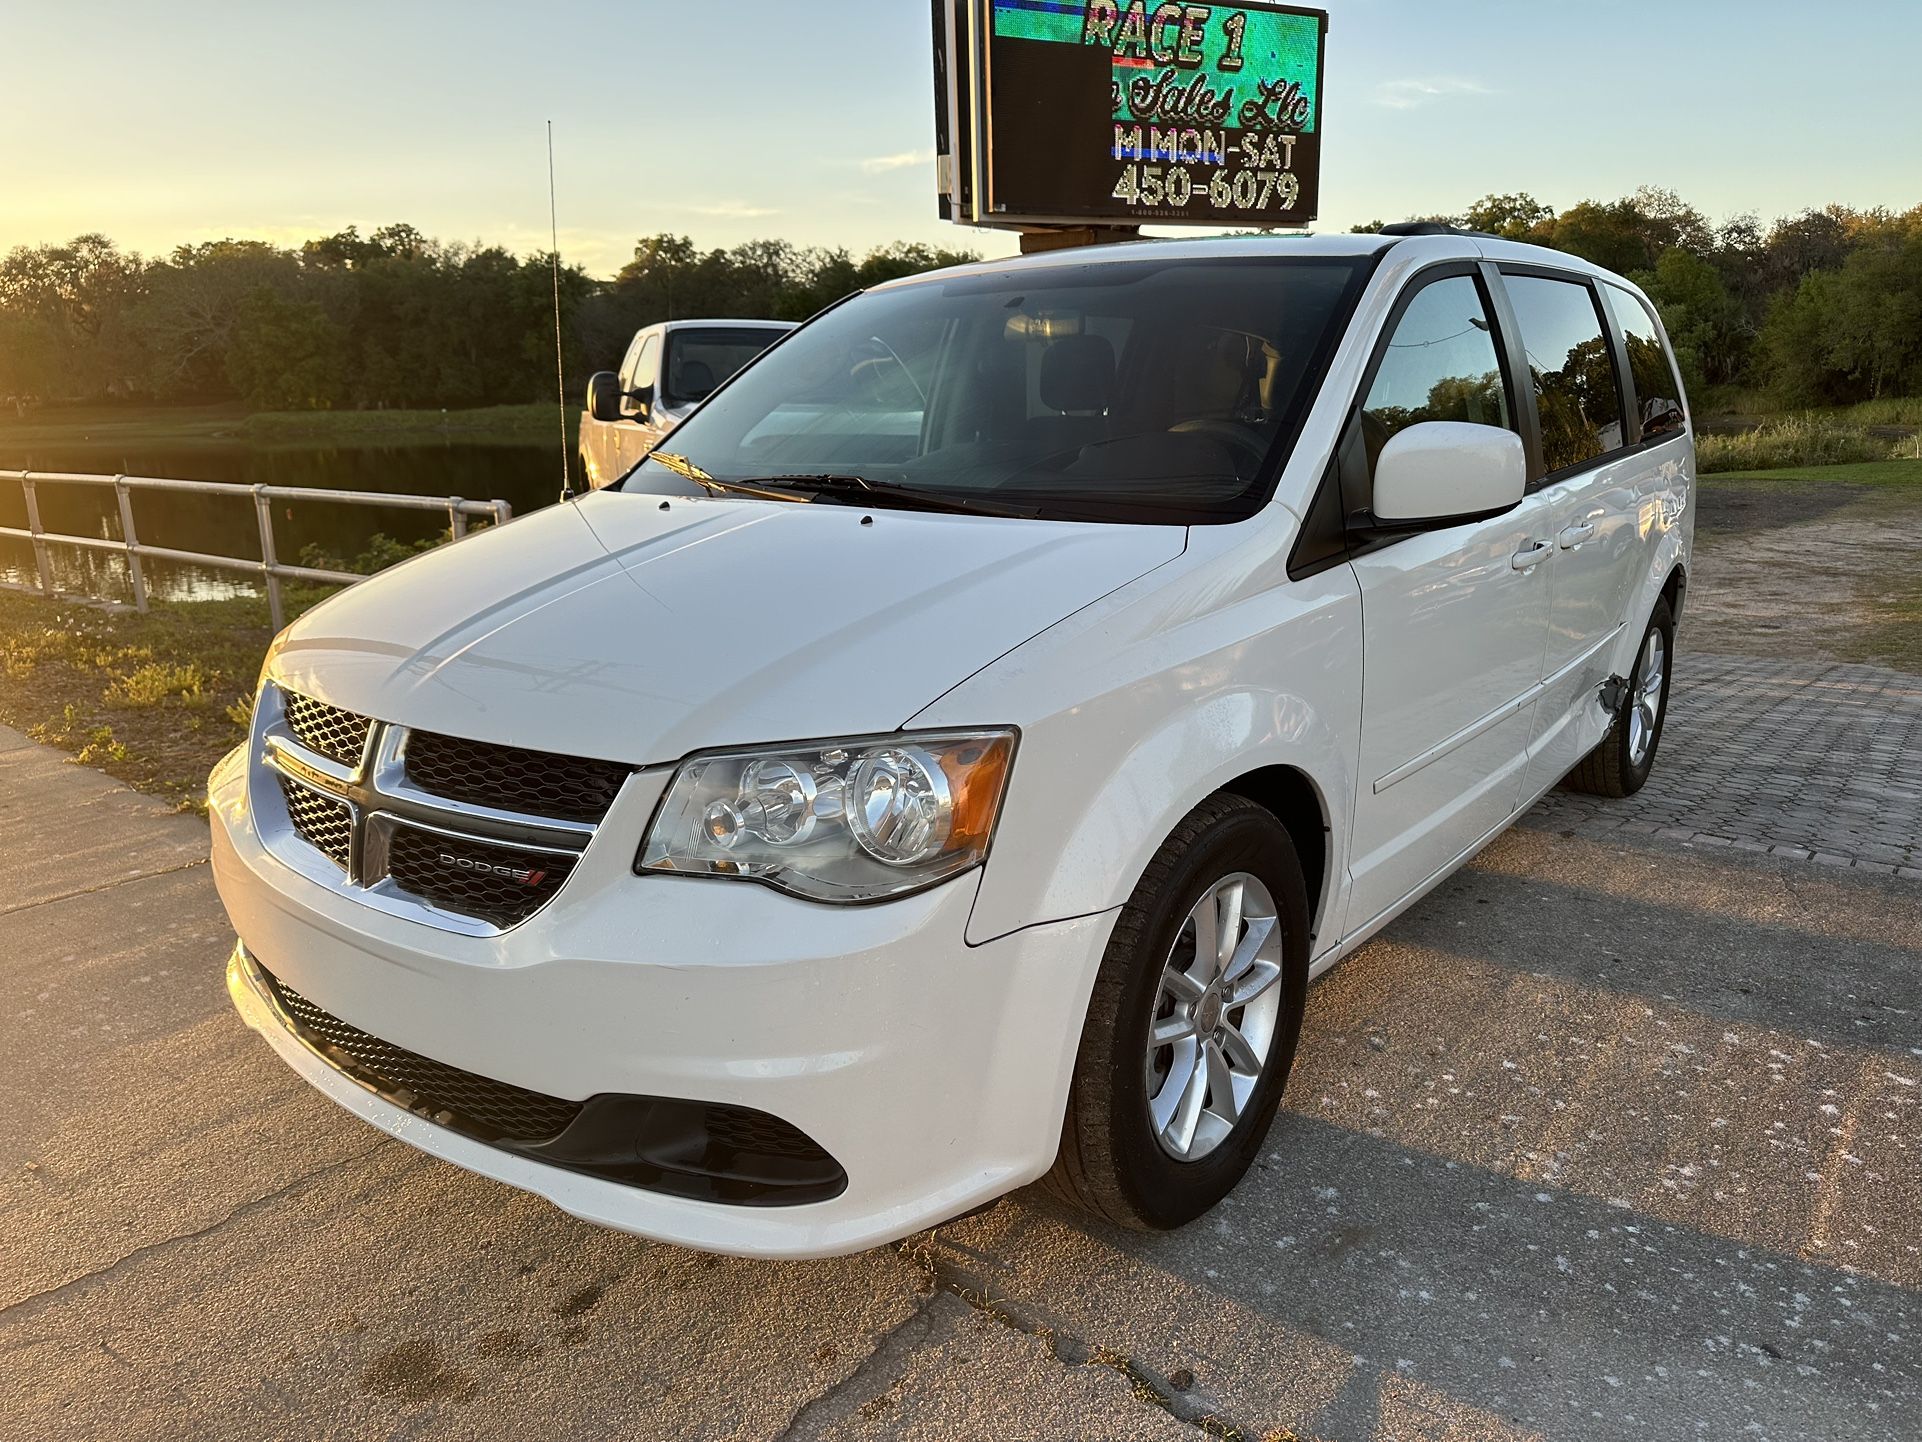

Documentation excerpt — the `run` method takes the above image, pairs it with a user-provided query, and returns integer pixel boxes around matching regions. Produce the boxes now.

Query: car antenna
[547,120,577,504]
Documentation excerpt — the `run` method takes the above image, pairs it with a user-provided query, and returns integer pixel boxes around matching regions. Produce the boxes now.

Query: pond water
[0,438,575,605]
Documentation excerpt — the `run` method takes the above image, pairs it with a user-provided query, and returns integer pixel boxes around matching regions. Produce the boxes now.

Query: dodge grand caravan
[211,231,1694,1258]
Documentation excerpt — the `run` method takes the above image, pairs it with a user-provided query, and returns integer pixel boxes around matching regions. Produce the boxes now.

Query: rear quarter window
[1605,287,1689,440]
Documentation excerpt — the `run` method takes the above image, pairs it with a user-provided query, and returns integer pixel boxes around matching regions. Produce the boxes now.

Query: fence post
[449,498,467,540]
[114,475,149,613]
[19,473,55,597]
[492,501,514,526]
[254,486,284,632]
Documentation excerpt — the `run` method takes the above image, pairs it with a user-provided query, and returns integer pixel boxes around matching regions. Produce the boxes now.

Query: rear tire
[1044,795,1310,1231]
[1565,596,1674,799]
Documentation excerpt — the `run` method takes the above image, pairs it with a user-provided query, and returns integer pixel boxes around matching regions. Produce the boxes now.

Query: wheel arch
[1219,765,1332,948]
[1607,526,1691,682]
[1661,562,1688,623]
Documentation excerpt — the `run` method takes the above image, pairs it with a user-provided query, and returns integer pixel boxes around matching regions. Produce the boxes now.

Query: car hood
[267,492,1185,766]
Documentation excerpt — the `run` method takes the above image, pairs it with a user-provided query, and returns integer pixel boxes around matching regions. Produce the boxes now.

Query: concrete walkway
[3,654,1919,1441]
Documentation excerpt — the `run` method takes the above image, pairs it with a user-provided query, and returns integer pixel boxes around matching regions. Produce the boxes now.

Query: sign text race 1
[939,1,1327,230]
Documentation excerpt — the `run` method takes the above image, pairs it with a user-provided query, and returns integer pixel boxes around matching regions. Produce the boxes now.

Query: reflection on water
[0,438,571,605]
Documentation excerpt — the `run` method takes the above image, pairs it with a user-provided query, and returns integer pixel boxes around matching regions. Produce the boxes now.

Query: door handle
[1559,522,1597,549]
[1511,541,1553,571]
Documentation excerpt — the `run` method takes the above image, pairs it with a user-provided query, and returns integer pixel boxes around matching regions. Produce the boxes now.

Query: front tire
[1044,795,1310,1231]
[1566,595,1674,799]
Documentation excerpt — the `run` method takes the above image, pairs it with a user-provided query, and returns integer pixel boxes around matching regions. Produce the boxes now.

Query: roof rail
[1378,222,1500,240]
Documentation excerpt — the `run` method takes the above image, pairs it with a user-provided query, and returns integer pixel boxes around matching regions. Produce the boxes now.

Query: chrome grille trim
[255,684,627,934]
[277,775,355,872]
[282,691,374,769]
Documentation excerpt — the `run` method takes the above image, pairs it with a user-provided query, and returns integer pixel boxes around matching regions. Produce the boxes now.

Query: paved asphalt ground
[3,650,1919,1442]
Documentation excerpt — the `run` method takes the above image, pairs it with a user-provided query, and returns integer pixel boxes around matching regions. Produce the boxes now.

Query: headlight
[638,730,1016,903]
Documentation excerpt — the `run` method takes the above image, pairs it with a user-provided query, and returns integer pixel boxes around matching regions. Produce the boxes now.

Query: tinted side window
[1360,275,1512,476]
[623,335,661,417]
[1504,275,1625,474]
[1606,287,1688,440]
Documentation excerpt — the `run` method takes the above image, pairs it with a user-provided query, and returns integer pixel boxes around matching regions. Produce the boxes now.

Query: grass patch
[0,586,334,810]
[241,403,580,446]
[0,401,577,454]
[0,517,482,803]
[104,659,213,709]
[1704,459,1922,486]
[0,402,252,450]
[1696,416,1905,474]
[1834,396,1922,430]
[1843,571,1922,673]
[1695,391,1922,431]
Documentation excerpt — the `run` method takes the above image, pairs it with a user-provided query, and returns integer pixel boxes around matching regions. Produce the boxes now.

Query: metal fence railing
[0,472,513,630]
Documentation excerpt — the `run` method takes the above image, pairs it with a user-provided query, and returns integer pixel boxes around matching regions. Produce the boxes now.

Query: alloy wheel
[1627,627,1668,769]
[1145,872,1285,1161]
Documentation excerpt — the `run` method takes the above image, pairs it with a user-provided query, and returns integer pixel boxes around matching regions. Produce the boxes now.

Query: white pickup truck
[579,320,794,488]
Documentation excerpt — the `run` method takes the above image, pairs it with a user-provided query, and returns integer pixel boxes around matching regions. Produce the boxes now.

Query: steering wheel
[1170,418,1272,475]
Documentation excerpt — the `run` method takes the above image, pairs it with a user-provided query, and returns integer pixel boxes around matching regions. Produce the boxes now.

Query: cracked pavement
[3,637,1920,1440]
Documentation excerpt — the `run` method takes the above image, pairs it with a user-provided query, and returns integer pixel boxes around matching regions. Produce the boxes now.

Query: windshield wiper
[647,452,813,503]
[645,458,1039,518]
[646,451,712,486]
[755,474,1043,519]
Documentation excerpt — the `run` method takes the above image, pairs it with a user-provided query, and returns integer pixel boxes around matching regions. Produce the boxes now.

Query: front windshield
[621,255,1370,523]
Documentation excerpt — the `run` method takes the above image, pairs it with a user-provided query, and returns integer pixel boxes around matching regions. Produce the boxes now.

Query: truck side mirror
[625,383,655,422]
[586,371,624,424]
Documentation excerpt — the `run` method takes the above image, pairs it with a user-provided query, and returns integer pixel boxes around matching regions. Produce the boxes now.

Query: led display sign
[935,1,1327,230]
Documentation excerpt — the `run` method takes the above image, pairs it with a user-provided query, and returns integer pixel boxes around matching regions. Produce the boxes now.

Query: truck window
[664,329,787,407]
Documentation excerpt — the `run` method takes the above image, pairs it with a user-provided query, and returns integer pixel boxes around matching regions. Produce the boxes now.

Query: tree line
[0,226,978,413]
[3,189,1918,413]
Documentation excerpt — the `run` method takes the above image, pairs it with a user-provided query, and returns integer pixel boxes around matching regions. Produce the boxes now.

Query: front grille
[278,777,353,870]
[263,688,613,931]
[263,969,583,1141]
[404,730,631,823]
[282,690,372,769]
[386,825,577,928]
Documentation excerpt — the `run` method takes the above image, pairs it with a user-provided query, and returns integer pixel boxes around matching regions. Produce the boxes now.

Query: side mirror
[1372,422,1526,526]
[586,371,624,424]
[625,383,655,422]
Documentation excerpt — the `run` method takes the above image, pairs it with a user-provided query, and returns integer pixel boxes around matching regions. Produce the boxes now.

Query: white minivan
[211,231,1693,1258]
[579,320,794,489]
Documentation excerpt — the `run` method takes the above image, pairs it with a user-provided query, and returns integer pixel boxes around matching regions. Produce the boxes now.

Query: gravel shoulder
[1690,472,1922,673]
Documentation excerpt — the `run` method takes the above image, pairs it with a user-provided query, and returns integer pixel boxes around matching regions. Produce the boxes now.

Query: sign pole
[1017,225,1140,256]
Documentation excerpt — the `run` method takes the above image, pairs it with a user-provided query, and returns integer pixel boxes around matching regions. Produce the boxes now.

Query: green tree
[133,240,300,399]
[1758,234,1922,405]
[1824,237,1922,399]
[1632,249,1749,392]
[225,289,348,409]
[0,234,148,399]
[1463,193,1553,241]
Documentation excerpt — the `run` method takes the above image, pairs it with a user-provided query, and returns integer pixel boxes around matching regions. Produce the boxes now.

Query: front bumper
[210,748,1114,1258]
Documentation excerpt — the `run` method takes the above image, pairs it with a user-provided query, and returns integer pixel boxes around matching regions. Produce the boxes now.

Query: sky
[2,0,1919,275]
